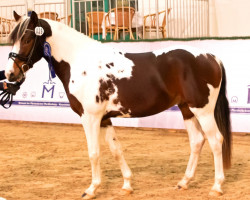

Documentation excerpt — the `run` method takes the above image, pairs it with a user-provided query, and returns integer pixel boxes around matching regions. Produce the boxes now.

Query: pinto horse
[5,11,231,199]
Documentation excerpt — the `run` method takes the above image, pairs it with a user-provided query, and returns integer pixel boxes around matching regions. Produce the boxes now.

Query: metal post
[155,0,159,39]
[72,0,75,29]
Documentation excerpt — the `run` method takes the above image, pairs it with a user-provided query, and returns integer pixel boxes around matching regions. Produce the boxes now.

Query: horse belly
[116,88,178,118]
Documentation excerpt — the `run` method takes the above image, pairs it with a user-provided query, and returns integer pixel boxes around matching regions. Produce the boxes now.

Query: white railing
[34,0,70,26]
[0,0,209,43]
[72,0,209,40]
[165,0,209,39]
[0,1,27,43]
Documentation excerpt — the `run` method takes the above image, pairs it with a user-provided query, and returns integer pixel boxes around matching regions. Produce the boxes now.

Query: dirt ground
[0,121,249,200]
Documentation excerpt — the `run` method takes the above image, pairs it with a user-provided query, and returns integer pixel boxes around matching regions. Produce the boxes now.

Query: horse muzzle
[8,71,25,82]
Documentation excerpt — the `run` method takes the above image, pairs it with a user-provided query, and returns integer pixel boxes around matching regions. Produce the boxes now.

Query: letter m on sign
[42,85,55,98]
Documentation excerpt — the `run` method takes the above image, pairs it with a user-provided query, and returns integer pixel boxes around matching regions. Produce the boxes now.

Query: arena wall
[0,39,250,132]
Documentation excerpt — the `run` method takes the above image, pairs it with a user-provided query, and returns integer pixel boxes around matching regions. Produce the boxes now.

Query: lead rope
[0,78,25,109]
[0,90,13,109]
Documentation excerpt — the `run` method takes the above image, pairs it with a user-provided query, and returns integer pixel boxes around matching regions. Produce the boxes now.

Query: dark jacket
[0,70,6,90]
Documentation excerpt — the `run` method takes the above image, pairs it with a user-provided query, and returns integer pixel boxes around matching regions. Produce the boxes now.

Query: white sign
[1,40,250,132]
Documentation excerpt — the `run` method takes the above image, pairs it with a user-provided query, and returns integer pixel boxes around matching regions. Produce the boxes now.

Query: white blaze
[5,42,20,80]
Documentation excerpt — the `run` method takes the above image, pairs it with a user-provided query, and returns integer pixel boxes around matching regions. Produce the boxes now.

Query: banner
[1,39,250,132]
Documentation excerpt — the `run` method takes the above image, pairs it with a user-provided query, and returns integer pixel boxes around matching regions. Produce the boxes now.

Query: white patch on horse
[153,45,206,58]
[190,83,220,115]
[46,20,133,81]
[46,19,134,116]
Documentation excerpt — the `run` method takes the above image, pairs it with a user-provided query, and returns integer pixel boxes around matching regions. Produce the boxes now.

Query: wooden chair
[143,8,171,38]
[105,7,135,40]
[86,11,105,37]
[0,17,15,36]
[57,15,72,26]
[39,12,58,21]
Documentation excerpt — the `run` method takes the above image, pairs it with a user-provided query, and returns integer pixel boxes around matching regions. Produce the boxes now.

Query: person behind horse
[0,70,20,95]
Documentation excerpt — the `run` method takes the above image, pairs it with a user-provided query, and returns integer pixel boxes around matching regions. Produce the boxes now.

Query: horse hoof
[121,188,133,195]
[209,190,223,197]
[82,193,96,199]
[176,184,188,190]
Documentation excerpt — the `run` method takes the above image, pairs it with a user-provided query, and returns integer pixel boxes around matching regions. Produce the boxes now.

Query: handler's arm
[0,70,6,81]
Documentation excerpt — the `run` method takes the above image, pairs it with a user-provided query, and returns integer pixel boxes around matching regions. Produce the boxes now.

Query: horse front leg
[101,120,133,194]
[81,113,102,199]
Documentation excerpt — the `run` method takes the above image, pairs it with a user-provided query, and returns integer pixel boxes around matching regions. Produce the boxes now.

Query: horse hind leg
[101,119,133,195]
[177,104,205,190]
[190,85,225,196]
[194,112,224,196]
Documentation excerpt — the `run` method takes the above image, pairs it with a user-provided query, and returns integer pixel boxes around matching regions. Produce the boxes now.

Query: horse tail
[214,62,232,169]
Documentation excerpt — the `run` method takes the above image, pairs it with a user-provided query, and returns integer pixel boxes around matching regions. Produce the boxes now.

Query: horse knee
[89,152,100,164]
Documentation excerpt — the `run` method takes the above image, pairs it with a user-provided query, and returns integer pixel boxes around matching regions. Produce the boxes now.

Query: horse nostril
[9,73,16,82]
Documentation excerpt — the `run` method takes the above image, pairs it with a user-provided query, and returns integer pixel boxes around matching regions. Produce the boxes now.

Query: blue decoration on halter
[43,42,56,79]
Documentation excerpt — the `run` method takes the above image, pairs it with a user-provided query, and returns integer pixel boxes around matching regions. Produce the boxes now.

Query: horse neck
[46,21,102,63]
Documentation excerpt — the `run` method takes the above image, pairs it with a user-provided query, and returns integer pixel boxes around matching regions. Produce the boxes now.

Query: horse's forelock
[8,18,30,44]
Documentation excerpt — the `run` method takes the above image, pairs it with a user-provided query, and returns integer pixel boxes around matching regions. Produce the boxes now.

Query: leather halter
[8,29,39,77]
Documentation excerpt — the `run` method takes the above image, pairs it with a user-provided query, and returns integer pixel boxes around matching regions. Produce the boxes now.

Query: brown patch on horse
[99,79,115,102]
[178,103,194,120]
[100,118,112,127]
[106,64,110,69]
[196,54,222,88]
[106,62,114,69]
[52,58,84,116]
[102,111,123,121]
[108,49,222,117]
[96,95,100,103]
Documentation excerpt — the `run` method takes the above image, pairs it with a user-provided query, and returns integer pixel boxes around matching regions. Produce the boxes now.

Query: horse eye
[25,39,31,44]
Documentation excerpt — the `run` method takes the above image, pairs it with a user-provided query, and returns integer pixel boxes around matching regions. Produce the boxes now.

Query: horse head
[5,11,52,82]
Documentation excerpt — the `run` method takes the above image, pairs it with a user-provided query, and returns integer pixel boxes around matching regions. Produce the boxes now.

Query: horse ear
[30,11,38,26]
[13,11,21,22]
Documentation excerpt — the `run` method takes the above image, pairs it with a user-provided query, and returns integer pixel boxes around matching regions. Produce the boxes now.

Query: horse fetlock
[121,179,133,195]
[216,176,225,185]
[84,180,101,198]
[92,180,101,189]
[122,177,132,190]
[177,176,191,190]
